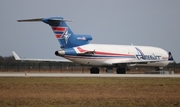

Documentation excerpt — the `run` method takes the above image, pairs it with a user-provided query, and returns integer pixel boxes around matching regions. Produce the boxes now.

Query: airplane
[13,16,174,74]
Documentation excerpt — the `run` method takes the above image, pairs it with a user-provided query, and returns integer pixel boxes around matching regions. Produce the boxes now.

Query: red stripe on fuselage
[77,47,133,56]
[64,55,134,60]
[94,51,132,56]
[77,47,87,52]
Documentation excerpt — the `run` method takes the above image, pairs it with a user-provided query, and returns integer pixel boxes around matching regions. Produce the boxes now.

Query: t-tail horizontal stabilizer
[17,18,73,22]
[17,17,92,49]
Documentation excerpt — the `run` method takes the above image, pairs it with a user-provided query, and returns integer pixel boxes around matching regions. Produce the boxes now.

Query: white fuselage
[62,44,169,67]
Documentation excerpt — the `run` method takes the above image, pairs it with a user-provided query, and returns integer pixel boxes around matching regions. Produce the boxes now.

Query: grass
[0,77,180,107]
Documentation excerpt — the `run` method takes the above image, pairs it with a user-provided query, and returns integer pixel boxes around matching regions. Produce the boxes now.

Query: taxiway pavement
[0,72,180,78]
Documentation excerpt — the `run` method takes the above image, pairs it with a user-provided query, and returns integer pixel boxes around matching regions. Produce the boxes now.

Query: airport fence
[0,62,179,74]
[0,62,90,73]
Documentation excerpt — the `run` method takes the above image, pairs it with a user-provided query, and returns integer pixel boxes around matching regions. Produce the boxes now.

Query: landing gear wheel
[90,67,99,74]
[116,67,126,74]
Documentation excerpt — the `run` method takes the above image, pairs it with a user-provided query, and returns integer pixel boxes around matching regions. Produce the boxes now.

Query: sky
[0,0,180,62]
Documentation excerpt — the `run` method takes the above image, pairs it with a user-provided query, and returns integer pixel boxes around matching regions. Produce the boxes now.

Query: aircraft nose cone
[55,50,65,56]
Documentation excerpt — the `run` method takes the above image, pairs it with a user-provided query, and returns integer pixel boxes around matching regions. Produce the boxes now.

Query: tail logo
[63,30,71,44]
[52,27,71,44]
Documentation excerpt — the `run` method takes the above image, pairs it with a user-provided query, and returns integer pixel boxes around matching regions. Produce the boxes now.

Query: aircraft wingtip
[12,51,20,60]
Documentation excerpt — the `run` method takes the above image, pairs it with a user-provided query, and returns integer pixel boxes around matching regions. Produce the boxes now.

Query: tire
[90,67,99,74]
[116,67,126,74]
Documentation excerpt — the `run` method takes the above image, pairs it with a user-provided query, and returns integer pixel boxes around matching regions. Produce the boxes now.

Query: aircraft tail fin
[18,17,92,48]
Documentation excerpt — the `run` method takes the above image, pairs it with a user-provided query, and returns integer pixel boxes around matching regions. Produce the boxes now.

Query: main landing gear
[155,67,163,71]
[116,67,126,74]
[90,67,126,74]
[90,67,99,74]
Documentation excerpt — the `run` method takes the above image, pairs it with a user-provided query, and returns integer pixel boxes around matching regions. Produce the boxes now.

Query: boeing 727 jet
[13,17,174,74]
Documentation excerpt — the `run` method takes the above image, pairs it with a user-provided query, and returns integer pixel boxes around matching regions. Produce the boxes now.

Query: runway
[0,72,180,78]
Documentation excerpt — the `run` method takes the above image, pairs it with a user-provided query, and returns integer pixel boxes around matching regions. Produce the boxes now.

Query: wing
[12,51,72,62]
